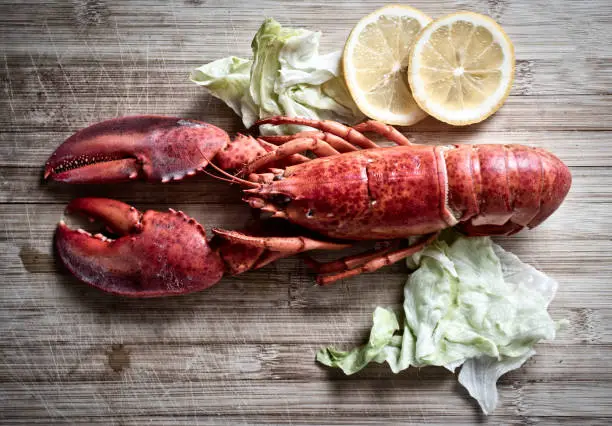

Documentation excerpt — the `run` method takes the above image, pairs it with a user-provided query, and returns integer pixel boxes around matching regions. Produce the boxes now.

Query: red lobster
[45,115,571,297]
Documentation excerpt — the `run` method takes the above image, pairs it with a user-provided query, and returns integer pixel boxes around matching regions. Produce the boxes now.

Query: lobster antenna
[197,148,260,188]
[206,157,260,188]
[199,168,248,186]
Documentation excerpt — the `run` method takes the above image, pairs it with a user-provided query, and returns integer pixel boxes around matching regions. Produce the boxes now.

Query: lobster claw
[56,198,225,297]
[45,116,230,183]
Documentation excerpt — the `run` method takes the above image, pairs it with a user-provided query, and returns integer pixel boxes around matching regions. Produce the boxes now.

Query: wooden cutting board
[1,0,611,423]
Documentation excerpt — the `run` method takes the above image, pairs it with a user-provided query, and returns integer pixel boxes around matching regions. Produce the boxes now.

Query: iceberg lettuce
[190,18,363,135]
[317,232,565,414]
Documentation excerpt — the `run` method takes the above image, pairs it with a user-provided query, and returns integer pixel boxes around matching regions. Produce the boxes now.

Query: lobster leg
[212,228,351,252]
[243,137,342,174]
[316,233,439,286]
[212,225,352,273]
[215,134,311,172]
[261,120,413,149]
[260,131,360,153]
[303,241,400,274]
[352,121,412,146]
[254,116,378,149]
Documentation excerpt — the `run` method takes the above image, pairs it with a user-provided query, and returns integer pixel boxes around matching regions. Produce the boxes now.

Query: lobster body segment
[252,145,451,239]
[45,115,572,296]
[246,144,571,239]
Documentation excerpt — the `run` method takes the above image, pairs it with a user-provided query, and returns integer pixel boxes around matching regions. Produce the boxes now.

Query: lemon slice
[343,5,432,125]
[408,12,515,125]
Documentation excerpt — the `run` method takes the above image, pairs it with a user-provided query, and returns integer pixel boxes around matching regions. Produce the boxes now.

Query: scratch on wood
[2,53,18,150]
[145,39,150,112]
[92,69,103,122]
[28,53,50,102]
[44,21,83,126]
[24,205,33,242]
[113,17,137,116]
[160,53,177,113]
[82,39,123,120]
[3,54,16,116]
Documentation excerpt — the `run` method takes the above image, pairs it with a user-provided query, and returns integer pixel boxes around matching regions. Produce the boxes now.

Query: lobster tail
[446,144,571,236]
[526,147,572,228]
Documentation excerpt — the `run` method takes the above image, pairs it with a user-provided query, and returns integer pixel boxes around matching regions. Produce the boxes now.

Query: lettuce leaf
[317,232,565,414]
[458,350,534,415]
[190,56,255,120]
[191,18,363,134]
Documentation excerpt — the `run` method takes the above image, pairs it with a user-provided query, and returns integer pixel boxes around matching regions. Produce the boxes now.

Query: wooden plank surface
[1,0,611,424]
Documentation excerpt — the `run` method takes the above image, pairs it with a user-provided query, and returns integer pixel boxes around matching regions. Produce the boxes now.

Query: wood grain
[1,0,611,424]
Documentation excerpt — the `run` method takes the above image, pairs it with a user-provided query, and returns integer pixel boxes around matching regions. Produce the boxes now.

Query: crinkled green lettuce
[317,232,566,415]
[190,18,363,135]
[190,56,255,119]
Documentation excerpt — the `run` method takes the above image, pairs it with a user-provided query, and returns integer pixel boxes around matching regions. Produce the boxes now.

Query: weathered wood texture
[1,0,611,424]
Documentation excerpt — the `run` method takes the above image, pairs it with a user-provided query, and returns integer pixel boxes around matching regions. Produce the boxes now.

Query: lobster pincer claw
[44,116,230,183]
[56,198,225,297]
